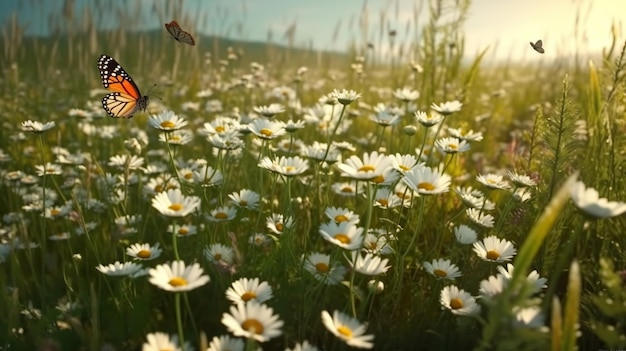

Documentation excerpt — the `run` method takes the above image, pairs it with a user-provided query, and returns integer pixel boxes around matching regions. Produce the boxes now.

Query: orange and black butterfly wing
[97,54,149,118]
[165,20,195,46]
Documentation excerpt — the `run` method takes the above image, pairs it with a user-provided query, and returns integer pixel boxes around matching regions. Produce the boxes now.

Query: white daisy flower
[473,236,517,263]
[476,173,510,190]
[303,252,347,285]
[325,207,360,225]
[440,285,480,316]
[402,166,451,195]
[319,222,364,250]
[221,301,284,342]
[228,189,261,210]
[206,335,244,351]
[321,310,374,349]
[466,208,495,228]
[348,251,390,276]
[225,277,273,304]
[435,137,471,154]
[431,100,463,115]
[151,188,201,218]
[330,89,362,105]
[336,151,393,181]
[21,120,56,134]
[453,224,478,244]
[148,110,188,131]
[148,261,210,292]
[393,88,420,102]
[126,243,162,260]
[414,111,444,127]
[423,258,462,280]
[570,180,626,218]
[96,261,143,277]
[253,103,285,118]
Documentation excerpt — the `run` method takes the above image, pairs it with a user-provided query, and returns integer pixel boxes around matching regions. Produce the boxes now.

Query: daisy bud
[403,125,418,136]
[368,280,384,294]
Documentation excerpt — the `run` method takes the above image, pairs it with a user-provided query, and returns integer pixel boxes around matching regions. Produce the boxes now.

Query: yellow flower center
[450,298,464,309]
[341,186,354,193]
[358,165,375,172]
[284,166,296,173]
[399,165,410,171]
[434,269,447,278]
[51,209,61,216]
[178,227,189,235]
[335,215,348,223]
[276,223,284,232]
[241,292,257,301]
[260,128,272,137]
[215,212,228,220]
[377,199,389,206]
[240,200,248,206]
[215,126,225,133]
[242,318,264,335]
[168,277,188,287]
[183,172,193,180]
[396,191,411,199]
[169,203,183,211]
[155,184,164,192]
[418,182,435,191]
[334,234,350,244]
[315,262,329,273]
[487,179,496,184]
[137,249,151,258]
[371,175,384,183]
[160,121,175,129]
[337,325,353,338]
[366,242,377,250]
[170,135,181,142]
[486,250,500,260]
[448,143,458,150]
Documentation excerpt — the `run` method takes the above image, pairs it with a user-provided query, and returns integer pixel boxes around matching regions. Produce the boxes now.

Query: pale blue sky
[0,0,623,61]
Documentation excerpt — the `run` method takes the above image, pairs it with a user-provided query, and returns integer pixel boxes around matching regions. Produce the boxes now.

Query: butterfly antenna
[148,83,164,102]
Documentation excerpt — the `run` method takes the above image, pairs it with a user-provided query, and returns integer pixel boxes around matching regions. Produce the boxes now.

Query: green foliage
[537,76,582,200]
[589,258,626,349]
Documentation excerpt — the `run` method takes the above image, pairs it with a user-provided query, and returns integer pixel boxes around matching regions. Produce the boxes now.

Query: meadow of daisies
[2,1,626,350]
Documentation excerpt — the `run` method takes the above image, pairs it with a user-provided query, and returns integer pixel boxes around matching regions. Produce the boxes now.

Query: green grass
[1,0,626,350]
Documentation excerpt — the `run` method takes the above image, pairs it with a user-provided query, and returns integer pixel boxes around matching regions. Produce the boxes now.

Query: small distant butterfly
[530,39,544,54]
[165,21,195,46]
[97,54,149,118]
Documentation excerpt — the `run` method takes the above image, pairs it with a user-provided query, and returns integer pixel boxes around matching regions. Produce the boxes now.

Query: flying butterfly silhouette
[530,40,544,54]
[165,21,195,46]
[97,54,149,118]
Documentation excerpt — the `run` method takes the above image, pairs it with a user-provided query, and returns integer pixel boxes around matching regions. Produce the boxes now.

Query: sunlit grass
[1,0,626,350]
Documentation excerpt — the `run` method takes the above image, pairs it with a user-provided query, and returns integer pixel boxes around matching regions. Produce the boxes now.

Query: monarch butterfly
[530,40,544,54]
[97,54,149,119]
[165,21,195,46]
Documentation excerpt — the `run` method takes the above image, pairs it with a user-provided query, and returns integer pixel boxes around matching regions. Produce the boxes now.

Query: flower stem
[37,134,47,306]
[175,293,185,348]
[172,220,180,260]
[321,104,347,162]
[426,117,447,165]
